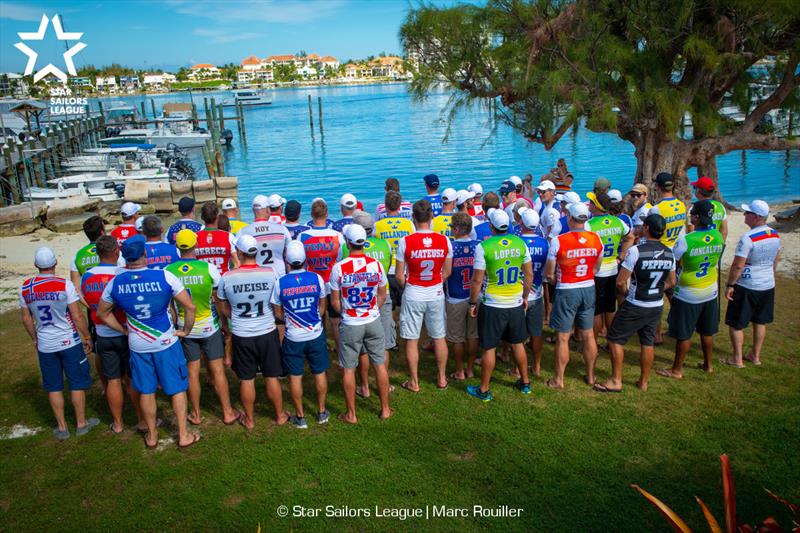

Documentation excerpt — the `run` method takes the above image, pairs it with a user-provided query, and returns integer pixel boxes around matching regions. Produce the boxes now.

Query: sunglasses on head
[630,192,643,198]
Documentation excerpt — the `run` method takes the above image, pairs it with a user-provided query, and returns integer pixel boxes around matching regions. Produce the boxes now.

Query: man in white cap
[216,234,288,429]
[329,224,392,423]
[240,194,291,276]
[549,191,582,238]
[544,202,604,389]
[332,193,358,233]
[20,247,97,440]
[468,183,485,219]
[723,200,781,367]
[267,194,286,224]
[518,208,549,377]
[533,179,558,236]
[456,189,482,238]
[221,198,248,235]
[432,187,458,238]
[110,202,140,245]
[466,209,533,401]
[271,240,330,428]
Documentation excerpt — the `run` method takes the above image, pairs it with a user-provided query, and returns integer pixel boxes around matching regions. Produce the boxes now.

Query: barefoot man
[445,212,479,381]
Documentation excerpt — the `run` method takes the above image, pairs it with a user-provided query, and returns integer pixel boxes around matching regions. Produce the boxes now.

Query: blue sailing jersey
[446,238,478,303]
[558,215,570,235]
[145,242,179,270]
[286,223,309,240]
[520,234,549,300]
[332,216,353,233]
[101,268,184,353]
[166,219,203,245]
[270,270,326,342]
[473,221,492,241]
[424,194,443,217]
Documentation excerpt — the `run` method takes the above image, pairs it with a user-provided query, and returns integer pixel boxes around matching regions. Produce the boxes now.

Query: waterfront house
[320,56,340,70]
[266,55,298,68]
[119,75,140,92]
[95,76,118,93]
[143,72,175,90]
[344,63,370,79]
[188,64,221,80]
[241,55,265,71]
[370,56,405,78]
[237,68,273,84]
[297,65,318,79]
[1,73,29,97]
[69,77,93,95]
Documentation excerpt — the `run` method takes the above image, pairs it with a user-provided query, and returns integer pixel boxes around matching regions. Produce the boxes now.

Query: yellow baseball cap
[586,191,606,211]
[175,229,197,250]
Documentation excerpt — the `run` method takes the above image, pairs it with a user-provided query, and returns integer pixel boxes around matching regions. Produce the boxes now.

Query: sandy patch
[0,424,44,440]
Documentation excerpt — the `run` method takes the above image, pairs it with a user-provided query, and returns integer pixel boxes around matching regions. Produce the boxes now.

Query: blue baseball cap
[423,174,439,187]
[121,234,146,262]
[499,181,515,195]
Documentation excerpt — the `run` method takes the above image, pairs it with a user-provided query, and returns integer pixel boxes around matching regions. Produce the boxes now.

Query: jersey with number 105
[474,235,531,308]
[329,255,387,326]
[216,264,277,338]
[101,268,185,353]
[19,275,81,353]
[239,219,291,276]
[446,238,478,304]
[585,215,629,277]
[548,231,603,289]
[673,229,724,304]
[165,259,221,339]
[519,234,549,301]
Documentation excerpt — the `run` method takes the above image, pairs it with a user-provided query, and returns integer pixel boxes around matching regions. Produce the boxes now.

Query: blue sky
[0,0,424,72]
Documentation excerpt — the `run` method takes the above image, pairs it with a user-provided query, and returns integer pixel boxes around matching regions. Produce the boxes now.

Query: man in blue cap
[166,197,204,245]
[97,235,201,449]
[422,174,443,217]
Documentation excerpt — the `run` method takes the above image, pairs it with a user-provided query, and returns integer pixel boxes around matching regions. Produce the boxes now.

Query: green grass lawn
[1,274,798,532]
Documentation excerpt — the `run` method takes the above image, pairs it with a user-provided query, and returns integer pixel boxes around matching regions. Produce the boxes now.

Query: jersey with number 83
[329,255,387,326]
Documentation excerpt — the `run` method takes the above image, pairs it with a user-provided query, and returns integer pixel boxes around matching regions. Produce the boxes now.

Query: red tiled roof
[191,63,217,69]
[306,53,320,59]
[321,56,338,62]
[266,55,295,62]
[241,55,261,66]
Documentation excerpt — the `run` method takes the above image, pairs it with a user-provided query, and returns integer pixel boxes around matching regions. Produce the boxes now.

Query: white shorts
[399,298,446,340]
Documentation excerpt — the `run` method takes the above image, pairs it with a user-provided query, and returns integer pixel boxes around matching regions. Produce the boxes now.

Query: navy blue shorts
[130,342,188,395]
[38,343,92,392]
[282,333,330,376]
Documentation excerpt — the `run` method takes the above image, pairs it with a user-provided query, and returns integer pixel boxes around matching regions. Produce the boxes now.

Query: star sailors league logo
[14,15,87,83]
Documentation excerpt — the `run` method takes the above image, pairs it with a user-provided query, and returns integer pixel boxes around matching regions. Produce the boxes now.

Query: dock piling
[318,96,323,134]
[308,94,314,130]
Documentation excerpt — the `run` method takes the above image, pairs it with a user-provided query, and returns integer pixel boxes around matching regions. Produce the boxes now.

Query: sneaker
[76,417,100,436]
[316,410,330,425]
[516,379,532,395]
[53,427,70,441]
[466,385,493,402]
[289,415,308,429]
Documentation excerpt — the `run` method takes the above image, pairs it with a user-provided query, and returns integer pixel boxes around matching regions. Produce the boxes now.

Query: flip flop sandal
[592,383,622,393]
[236,412,252,429]
[144,436,158,450]
[436,381,449,390]
[223,410,242,426]
[400,380,420,393]
[544,379,563,389]
[109,423,124,435]
[136,418,164,434]
[356,388,369,399]
[449,372,466,381]
[178,433,202,450]
[719,358,744,369]
[656,368,682,379]
[187,415,202,426]
[744,357,762,366]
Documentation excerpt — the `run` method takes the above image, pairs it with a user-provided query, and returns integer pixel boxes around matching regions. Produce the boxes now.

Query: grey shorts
[526,297,544,337]
[339,318,386,369]
[181,330,224,363]
[445,300,478,343]
[550,286,596,333]
[399,298,446,340]
[380,298,396,350]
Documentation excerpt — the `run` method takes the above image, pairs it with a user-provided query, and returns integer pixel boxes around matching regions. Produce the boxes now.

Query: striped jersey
[374,202,413,221]
[216,264,277,337]
[101,267,185,353]
[270,270,327,342]
[285,223,310,240]
[81,264,126,338]
[165,259,221,338]
[332,216,354,233]
[19,274,81,353]
[329,254,387,326]
[735,225,781,291]
[446,238,478,304]
[673,229,724,304]
[239,219,291,276]
[166,219,204,245]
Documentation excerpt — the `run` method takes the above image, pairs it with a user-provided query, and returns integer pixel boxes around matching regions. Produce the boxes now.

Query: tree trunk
[633,131,692,204]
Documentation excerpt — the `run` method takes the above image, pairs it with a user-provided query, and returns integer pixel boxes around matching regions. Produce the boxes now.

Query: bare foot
[356,386,371,398]
[719,358,744,369]
[532,367,541,378]
[696,362,714,372]
[237,412,255,429]
[583,374,596,386]
[656,368,683,379]
[545,378,563,389]
[379,408,394,420]
[338,412,358,425]
[400,380,420,393]
[222,410,241,425]
[744,353,762,366]
[187,413,202,425]
[178,432,201,449]
[449,371,466,381]
[636,380,648,392]
[275,411,291,425]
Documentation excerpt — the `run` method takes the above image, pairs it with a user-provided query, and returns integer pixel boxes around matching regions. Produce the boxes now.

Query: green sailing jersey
[476,234,530,308]
[586,215,628,277]
[363,236,392,276]
[709,199,727,232]
[673,229,724,304]
[73,242,100,276]
[165,259,221,338]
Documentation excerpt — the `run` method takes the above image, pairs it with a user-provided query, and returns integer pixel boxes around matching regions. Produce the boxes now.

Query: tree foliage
[401,0,800,194]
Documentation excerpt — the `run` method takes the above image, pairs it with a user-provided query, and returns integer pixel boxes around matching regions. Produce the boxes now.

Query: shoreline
[1,205,797,314]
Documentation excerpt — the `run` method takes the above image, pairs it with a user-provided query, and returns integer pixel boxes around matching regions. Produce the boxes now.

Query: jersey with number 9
[549,230,603,289]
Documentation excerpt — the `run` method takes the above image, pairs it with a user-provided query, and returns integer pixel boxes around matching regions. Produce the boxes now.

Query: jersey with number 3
[329,255,387,326]
[673,229,724,303]
[19,274,81,353]
[101,268,185,353]
[239,219,291,276]
[548,230,603,289]
[216,264,277,337]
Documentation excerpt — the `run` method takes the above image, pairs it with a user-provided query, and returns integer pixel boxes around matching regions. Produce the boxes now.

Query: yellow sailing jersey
[229,219,248,235]
[374,216,414,274]
[432,214,454,238]
[654,197,687,248]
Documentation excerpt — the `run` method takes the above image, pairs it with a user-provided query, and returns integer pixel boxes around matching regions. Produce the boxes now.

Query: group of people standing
[18,168,782,447]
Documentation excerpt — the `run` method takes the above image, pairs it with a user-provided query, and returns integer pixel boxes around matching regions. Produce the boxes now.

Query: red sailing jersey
[329,255,387,325]
[399,231,451,287]
[80,264,127,337]
[553,230,603,289]
[110,224,137,246]
[196,228,234,274]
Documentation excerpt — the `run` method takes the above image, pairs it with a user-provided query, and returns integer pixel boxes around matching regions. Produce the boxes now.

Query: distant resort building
[95,76,118,93]
[119,75,140,92]
[143,72,176,90]
[188,64,220,80]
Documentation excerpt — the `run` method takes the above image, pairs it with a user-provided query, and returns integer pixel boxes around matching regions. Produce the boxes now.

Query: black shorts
[594,275,618,315]
[725,286,775,329]
[607,301,663,346]
[326,294,342,319]
[478,304,528,350]
[388,275,403,310]
[95,335,130,380]
[181,330,224,362]
[231,330,283,379]
[667,297,719,341]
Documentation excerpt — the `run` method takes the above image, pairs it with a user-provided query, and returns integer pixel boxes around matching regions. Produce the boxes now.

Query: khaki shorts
[445,300,478,343]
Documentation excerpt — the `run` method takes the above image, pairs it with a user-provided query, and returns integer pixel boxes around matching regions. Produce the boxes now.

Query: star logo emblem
[14,15,87,84]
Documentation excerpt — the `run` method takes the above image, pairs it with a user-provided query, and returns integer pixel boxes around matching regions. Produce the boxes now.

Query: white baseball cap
[285,240,306,265]
[268,194,286,209]
[340,193,357,209]
[557,191,581,205]
[441,188,457,203]
[252,194,269,209]
[344,223,367,245]
[488,208,510,231]
[608,189,623,202]
[235,234,258,254]
[135,218,144,232]
[34,246,57,269]
[120,202,140,217]
[519,208,540,229]
[741,200,769,217]
[468,183,483,196]
[456,189,473,206]
[568,202,590,220]
[508,176,522,187]
[221,198,237,210]
[537,180,556,191]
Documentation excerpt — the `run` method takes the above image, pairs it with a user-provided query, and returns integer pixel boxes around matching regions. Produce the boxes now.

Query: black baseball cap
[284,199,301,221]
[498,181,515,195]
[691,199,715,227]
[178,196,195,214]
[655,172,674,188]
[643,213,666,238]
[423,174,439,187]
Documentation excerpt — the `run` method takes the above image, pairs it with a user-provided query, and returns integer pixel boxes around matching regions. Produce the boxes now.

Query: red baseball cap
[691,176,715,192]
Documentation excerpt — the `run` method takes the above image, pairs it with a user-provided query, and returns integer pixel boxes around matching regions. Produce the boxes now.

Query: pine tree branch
[741,56,800,132]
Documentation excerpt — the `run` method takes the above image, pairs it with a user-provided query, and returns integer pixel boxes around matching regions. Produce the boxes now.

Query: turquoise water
[99,83,799,220]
